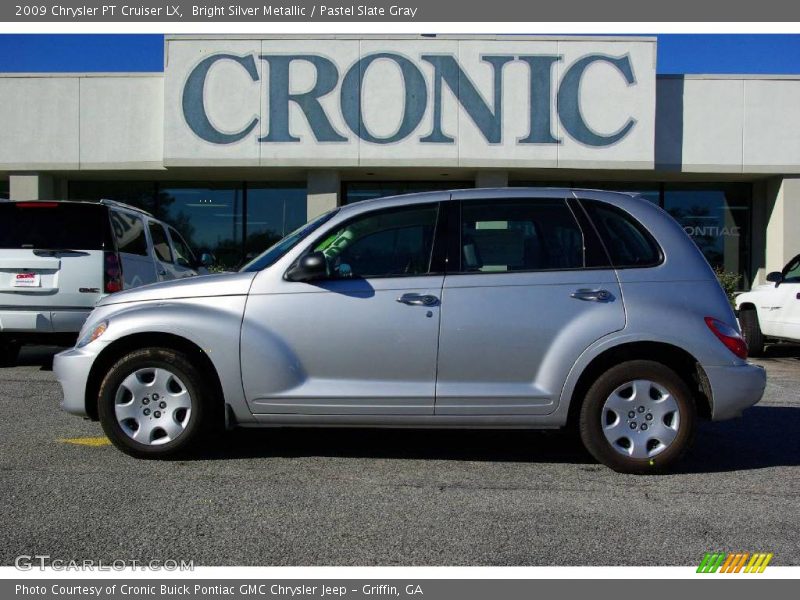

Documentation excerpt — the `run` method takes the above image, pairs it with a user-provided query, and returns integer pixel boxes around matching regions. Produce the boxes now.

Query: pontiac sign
[164,37,656,168]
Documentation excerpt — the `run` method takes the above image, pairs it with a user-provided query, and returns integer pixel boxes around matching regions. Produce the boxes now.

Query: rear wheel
[97,348,214,458]
[579,360,696,474]
[0,339,21,367]
[739,308,765,356]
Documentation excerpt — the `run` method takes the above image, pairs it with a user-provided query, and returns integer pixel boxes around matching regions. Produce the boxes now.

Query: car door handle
[397,293,439,306]
[570,288,612,302]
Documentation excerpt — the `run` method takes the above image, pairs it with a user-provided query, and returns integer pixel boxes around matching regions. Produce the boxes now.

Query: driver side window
[783,256,800,283]
[314,204,439,279]
[168,227,196,268]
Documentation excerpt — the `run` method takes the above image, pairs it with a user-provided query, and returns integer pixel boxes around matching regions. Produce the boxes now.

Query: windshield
[240,209,340,272]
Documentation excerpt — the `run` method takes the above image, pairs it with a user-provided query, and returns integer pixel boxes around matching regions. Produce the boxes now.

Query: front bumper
[705,362,767,420]
[53,346,98,417]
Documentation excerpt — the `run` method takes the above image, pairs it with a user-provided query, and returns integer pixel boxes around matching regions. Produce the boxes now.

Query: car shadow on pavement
[758,343,800,359]
[682,406,800,473]
[196,427,594,465]
[190,405,800,473]
[12,347,798,473]
[13,346,63,371]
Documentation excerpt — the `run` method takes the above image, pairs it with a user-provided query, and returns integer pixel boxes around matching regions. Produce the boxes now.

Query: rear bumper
[0,308,91,334]
[53,346,96,417]
[705,362,767,420]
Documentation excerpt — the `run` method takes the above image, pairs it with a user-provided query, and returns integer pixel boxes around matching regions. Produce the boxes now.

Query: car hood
[739,284,773,297]
[97,272,257,306]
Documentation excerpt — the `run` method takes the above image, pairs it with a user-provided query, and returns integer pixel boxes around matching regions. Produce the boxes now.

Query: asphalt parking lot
[1,345,798,566]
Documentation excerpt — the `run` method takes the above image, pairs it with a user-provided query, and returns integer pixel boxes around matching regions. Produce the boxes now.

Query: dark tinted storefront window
[69,180,157,214]
[0,180,9,200]
[512,181,660,205]
[581,182,660,206]
[245,186,307,263]
[158,184,243,268]
[663,184,752,287]
[68,181,306,269]
[343,181,472,204]
[510,181,572,189]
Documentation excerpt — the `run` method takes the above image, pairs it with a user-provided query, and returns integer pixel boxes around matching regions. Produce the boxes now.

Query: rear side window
[582,200,662,268]
[109,210,148,256]
[148,221,173,263]
[459,198,585,272]
[0,202,107,250]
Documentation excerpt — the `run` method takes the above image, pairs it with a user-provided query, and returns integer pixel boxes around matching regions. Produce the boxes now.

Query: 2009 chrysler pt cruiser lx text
[54,188,766,473]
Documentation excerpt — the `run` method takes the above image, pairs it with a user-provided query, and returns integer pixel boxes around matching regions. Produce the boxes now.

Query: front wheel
[579,360,696,474]
[97,348,214,458]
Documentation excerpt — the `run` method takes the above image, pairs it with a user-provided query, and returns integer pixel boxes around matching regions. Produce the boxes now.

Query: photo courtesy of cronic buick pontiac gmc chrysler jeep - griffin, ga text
[52,189,766,474]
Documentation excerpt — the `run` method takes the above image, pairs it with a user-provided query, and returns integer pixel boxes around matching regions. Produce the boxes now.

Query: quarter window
[148,221,173,263]
[582,201,661,268]
[110,211,148,256]
[459,198,585,272]
[313,205,439,278]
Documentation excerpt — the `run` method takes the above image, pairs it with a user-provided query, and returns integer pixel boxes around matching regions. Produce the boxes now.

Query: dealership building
[1,34,799,287]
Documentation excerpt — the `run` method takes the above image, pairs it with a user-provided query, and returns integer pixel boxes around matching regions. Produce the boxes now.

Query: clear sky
[0,34,798,74]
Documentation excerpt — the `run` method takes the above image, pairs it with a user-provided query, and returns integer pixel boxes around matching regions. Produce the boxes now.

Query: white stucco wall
[0,37,799,176]
[79,76,164,169]
[656,75,800,174]
[0,73,163,171]
[0,76,80,170]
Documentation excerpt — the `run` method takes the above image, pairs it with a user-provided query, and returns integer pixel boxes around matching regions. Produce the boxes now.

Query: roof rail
[98,198,155,217]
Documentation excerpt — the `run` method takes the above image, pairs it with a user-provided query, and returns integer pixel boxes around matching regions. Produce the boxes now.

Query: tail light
[104,251,123,293]
[705,317,748,360]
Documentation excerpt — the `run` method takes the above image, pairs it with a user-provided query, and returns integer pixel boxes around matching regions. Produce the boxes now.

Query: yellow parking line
[57,436,111,447]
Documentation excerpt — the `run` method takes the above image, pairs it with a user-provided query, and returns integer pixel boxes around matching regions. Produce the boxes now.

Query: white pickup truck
[736,253,800,355]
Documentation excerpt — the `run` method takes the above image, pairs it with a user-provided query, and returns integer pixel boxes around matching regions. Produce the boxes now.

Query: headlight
[76,320,109,348]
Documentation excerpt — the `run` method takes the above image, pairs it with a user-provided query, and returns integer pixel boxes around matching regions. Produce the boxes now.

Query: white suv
[0,199,210,366]
[736,254,800,355]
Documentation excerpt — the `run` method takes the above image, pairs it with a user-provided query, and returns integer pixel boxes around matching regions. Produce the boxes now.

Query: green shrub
[714,267,742,308]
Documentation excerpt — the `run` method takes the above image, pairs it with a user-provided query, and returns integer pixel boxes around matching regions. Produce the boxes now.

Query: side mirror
[285,251,328,282]
[766,271,784,285]
[199,252,214,268]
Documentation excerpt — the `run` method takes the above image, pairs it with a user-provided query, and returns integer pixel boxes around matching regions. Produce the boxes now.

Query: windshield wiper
[27,248,85,255]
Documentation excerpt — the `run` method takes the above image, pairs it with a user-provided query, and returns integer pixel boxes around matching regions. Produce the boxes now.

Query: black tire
[739,309,765,357]
[0,339,21,367]
[579,360,696,474]
[97,347,216,459]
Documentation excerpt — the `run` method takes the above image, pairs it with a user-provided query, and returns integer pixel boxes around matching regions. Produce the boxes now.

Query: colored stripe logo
[697,552,773,573]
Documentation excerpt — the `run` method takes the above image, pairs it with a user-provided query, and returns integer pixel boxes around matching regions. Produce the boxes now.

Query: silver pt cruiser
[55,189,766,473]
